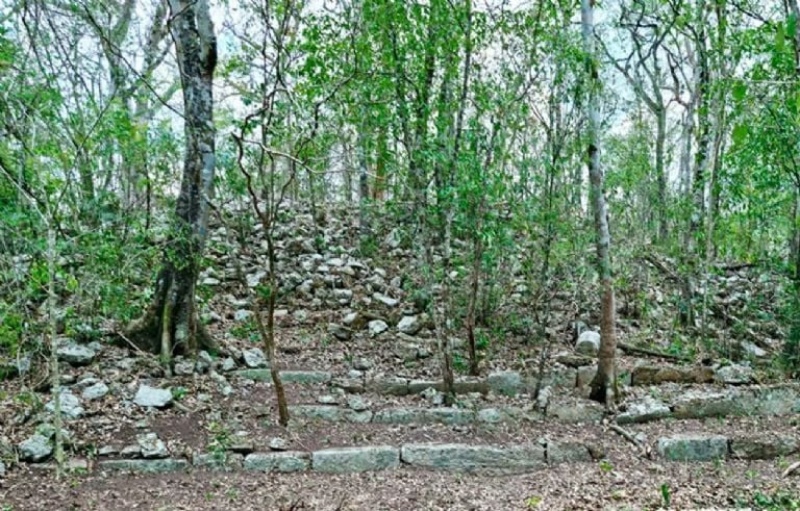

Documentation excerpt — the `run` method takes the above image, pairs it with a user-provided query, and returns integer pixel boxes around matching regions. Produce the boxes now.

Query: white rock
[137,432,169,459]
[134,385,173,408]
[243,348,268,368]
[397,315,422,335]
[373,293,399,307]
[575,330,601,356]
[368,320,389,337]
[82,381,110,401]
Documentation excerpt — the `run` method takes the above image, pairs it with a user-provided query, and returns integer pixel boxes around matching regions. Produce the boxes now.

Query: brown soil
[2,457,797,510]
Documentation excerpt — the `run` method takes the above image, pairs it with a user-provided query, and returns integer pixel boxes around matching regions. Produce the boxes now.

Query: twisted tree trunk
[126,0,218,362]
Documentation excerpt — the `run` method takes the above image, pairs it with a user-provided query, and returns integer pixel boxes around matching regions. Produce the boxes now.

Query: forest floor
[1,207,799,510]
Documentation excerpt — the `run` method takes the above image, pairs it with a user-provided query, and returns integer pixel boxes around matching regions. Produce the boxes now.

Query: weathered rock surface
[312,446,399,473]
[133,385,173,409]
[657,434,728,461]
[575,331,600,357]
[400,444,546,473]
[244,452,310,473]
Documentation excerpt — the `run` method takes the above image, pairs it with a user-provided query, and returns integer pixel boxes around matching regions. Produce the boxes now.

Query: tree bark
[125,0,218,361]
[582,0,618,407]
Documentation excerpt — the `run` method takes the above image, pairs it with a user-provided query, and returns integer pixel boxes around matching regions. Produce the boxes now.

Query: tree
[126,0,218,363]
[582,0,618,406]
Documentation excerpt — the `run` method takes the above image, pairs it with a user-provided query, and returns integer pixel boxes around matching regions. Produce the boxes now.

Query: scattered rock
[383,229,402,249]
[137,433,169,459]
[352,357,373,371]
[421,387,444,406]
[196,351,214,373]
[56,339,97,366]
[368,320,389,337]
[0,460,5,477]
[548,441,595,463]
[575,331,600,357]
[243,348,268,368]
[133,385,173,409]
[317,395,337,405]
[221,357,237,372]
[616,396,671,424]
[19,435,52,462]
[397,315,422,335]
[347,396,369,412]
[35,424,71,444]
[373,293,399,308]
[173,358,195,376]
[121,444,142,457]
[332,289,353,305]
[739,340,767,358]
[342,312,364,329]
[328,323,351,341]
[234,309,252,321]
[269,437,288,451]
[45,391,84,419]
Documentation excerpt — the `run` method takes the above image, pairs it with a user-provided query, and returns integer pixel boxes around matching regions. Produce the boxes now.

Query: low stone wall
[28,433,799,477]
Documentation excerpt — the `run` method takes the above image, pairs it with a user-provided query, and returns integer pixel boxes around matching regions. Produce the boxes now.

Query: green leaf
[776,22,786,54]
[732,81,747,102]
[732,124,748,145]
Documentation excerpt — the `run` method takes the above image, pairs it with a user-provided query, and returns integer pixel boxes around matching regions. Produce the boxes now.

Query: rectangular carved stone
[243,452,310,473]
[401,443,545,473]
[312,446,399,473]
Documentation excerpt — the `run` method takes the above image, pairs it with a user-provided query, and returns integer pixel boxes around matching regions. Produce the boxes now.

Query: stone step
[286,381,800,427]
[29,431,799,476]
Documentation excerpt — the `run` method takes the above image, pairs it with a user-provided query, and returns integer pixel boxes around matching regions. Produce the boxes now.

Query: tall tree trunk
[582,0,618,407]
[682,0,711,329]
[655,107,668,241]
[125,0,218,362]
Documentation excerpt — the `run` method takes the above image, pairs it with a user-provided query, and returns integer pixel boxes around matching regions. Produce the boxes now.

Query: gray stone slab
[401,443,546,473]
[98,458,189,473]
[657,434,729,462]
[243,452,310,473]
[193,452,244,471]
[312,446,399,473]
[730,435,800,460]
[547,441,593,463]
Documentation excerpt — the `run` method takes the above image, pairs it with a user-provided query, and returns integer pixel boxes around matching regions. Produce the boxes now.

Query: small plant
[524,496,542,509]
[660,483,671,508]
[599,459,614,473]
[475,331,490,351]
[751,490,800,510]
[171,387,188,401]
[226,488,240,501]
[453,354,468,374]
[206,421,231,461]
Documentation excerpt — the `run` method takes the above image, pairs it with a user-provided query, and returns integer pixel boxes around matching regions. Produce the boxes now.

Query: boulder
[134,385,173,409]
[575,331,600,357]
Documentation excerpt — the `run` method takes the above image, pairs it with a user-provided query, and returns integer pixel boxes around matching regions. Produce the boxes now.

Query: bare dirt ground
[2,457,797,511]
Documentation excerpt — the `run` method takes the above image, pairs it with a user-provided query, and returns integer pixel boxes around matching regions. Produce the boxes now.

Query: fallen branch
[610,424,641,447]
[609,423,652,459]
[783,460,800,478]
